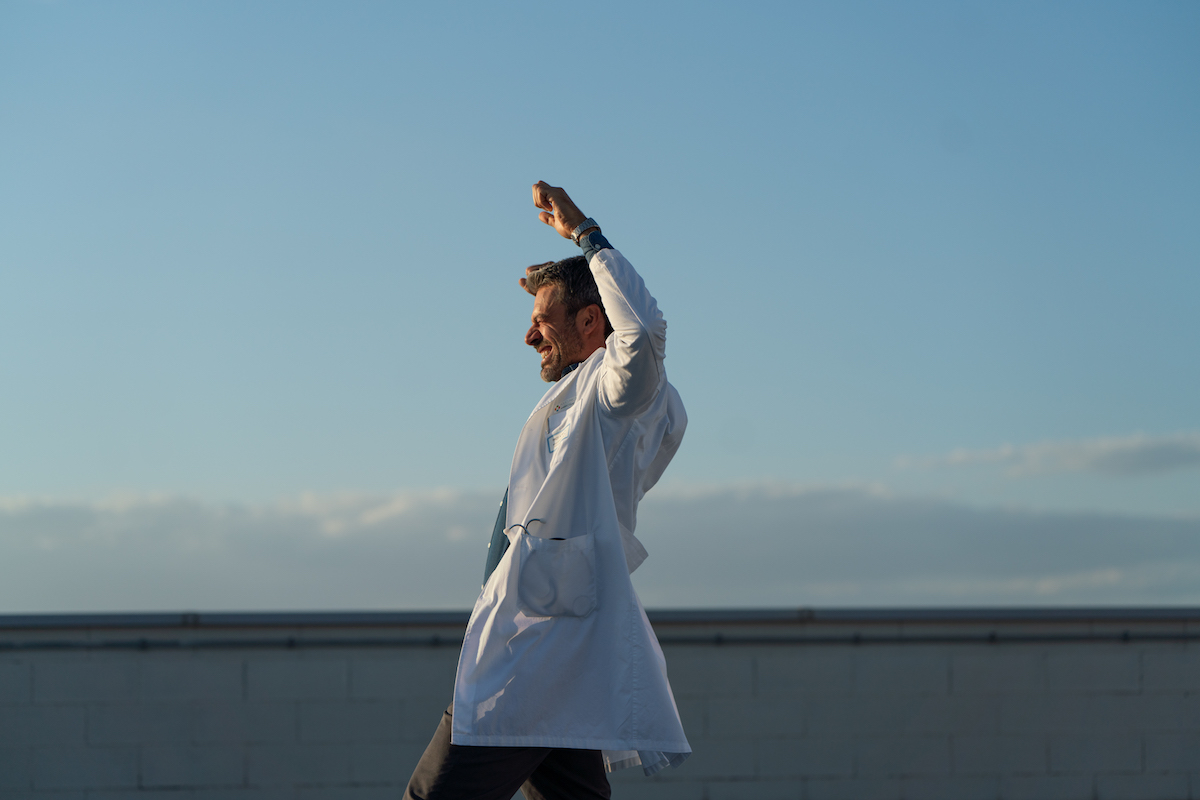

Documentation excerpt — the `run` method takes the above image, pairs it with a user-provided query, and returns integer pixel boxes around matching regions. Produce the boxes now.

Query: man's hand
[518,260,554,295]
[532,181,592,240]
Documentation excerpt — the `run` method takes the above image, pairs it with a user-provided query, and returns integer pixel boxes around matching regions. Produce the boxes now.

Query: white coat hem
[604,749,692,776]
[450,734,691,752]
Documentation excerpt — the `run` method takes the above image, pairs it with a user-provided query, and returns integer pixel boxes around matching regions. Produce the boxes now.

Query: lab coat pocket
[516,532,597,618]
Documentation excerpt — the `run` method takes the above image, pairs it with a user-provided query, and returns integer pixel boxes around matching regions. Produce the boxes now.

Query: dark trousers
[404,703,612,800]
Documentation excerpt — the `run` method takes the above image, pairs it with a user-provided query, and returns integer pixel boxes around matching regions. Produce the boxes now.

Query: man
[404,183,690,800]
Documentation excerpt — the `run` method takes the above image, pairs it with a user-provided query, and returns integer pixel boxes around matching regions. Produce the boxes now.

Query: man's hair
[525,256,614,337]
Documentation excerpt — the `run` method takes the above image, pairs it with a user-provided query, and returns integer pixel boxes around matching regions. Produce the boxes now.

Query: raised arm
[530,182,666,415]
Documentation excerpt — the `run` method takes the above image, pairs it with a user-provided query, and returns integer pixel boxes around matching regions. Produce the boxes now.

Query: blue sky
[1,1,1197,610]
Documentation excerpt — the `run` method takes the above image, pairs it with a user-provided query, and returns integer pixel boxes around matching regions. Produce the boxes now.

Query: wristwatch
[570,218,600,246]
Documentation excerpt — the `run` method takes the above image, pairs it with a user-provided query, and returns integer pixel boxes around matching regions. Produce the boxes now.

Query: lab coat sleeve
[588,249,667,416]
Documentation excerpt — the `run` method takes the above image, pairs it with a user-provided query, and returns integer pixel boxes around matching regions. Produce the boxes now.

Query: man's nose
[525,326,541,346]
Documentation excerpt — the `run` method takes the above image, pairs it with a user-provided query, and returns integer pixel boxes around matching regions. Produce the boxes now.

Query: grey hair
[525,256,613,336]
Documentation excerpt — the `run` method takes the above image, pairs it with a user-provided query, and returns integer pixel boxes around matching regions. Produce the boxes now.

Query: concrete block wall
[2,609,1200,799]
[617,642,1200,800]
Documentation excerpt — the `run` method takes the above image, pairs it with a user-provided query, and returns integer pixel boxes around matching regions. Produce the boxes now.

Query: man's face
[526,285,584,383]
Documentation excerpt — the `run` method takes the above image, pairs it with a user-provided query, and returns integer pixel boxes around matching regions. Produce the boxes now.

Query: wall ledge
[3,606,1200,632]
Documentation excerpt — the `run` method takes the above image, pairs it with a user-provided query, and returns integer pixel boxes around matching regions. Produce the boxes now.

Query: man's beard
[540,322,584,383]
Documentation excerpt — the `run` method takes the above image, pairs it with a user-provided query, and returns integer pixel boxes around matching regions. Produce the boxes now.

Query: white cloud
[0,490,501,613]
[631,485,1200,607]
[898,432,1200,477]
[3,485,1200,613]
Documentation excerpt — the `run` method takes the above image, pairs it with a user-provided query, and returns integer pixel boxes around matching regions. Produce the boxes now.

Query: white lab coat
[451,249,690,775]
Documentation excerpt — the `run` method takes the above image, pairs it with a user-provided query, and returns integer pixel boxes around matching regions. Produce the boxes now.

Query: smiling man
[523,256,611,384]
[403,183,691,800]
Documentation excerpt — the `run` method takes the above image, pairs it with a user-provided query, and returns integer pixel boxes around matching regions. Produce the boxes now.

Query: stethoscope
[506,519,565,540]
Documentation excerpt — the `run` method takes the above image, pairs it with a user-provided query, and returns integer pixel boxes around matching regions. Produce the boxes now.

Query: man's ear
[576,304,604,337]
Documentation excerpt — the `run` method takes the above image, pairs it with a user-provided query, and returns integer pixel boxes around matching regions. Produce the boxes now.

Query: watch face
[574,222,597,245]
[574,220,595,243]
